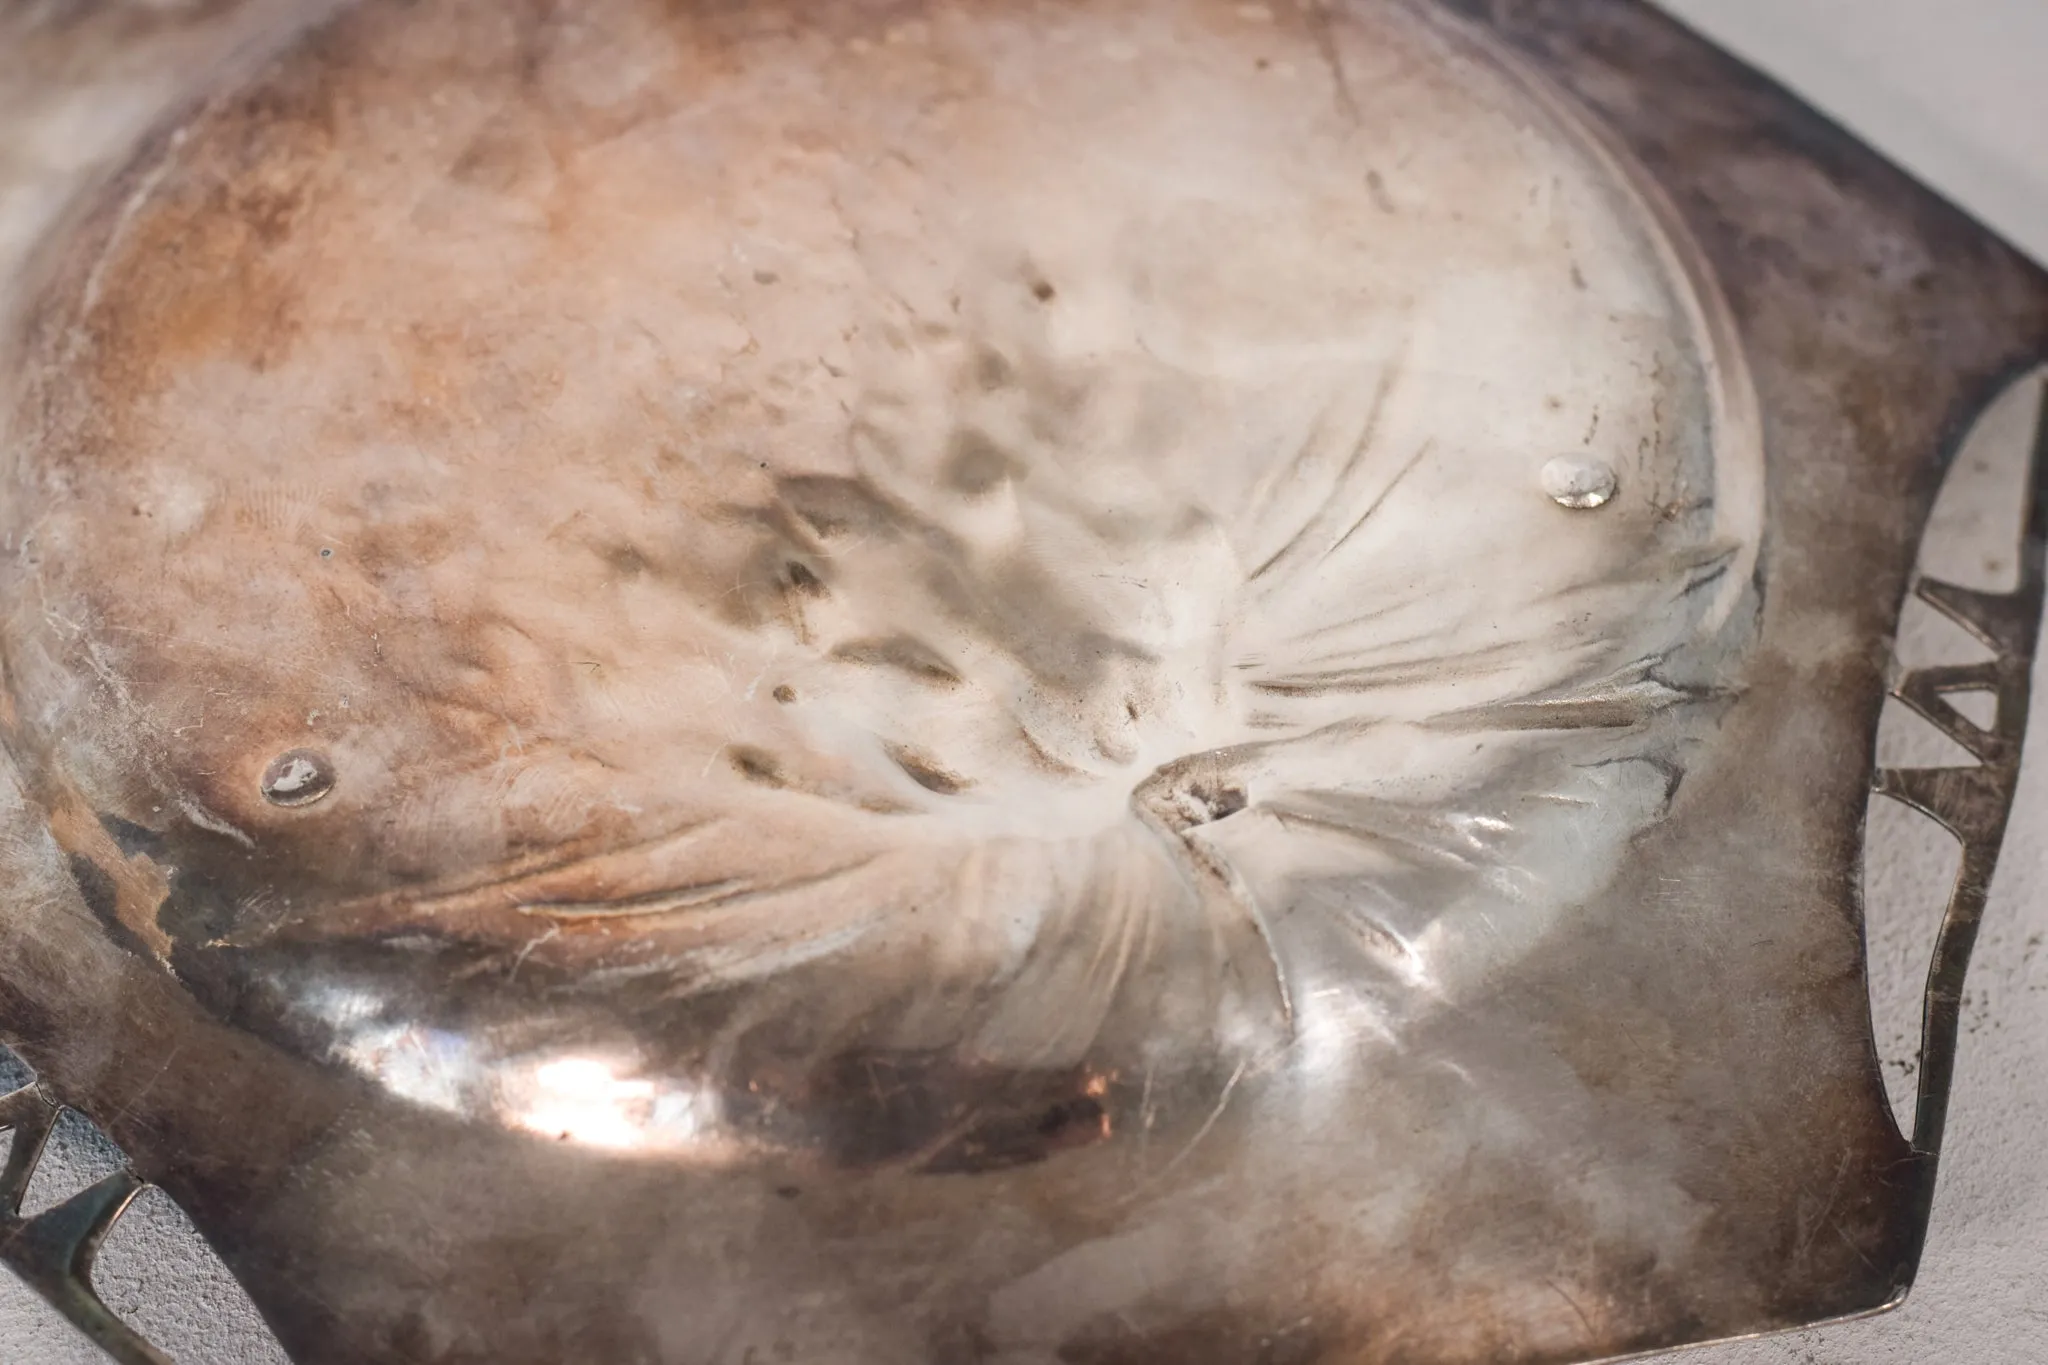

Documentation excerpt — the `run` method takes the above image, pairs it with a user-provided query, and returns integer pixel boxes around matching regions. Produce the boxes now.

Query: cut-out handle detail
[1876,377,2048,1160]
[0,1084,168,1365]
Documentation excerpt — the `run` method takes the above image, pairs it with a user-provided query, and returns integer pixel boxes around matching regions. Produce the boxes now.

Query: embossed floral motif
[0,0,1759,1142]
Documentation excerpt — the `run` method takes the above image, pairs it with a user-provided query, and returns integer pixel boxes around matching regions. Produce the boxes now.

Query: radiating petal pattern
[0,0,1760,1153]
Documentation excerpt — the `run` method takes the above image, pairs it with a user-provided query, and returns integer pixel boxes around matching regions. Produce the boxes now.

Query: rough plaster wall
[0,1,2045,1361]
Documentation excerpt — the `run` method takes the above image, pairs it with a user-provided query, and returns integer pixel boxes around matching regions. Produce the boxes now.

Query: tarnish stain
[46,789,173,962]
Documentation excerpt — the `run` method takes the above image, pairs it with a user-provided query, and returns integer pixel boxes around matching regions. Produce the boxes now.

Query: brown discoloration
[45,786,174,963]
[727,746,785,788]
[884,743,971,795]
[728,1048,1117,1175]
[828,637,963,687]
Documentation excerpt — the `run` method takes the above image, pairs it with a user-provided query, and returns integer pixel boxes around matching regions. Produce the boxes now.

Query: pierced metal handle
[1876,377,2048,1160]
[0,1084,168,1365]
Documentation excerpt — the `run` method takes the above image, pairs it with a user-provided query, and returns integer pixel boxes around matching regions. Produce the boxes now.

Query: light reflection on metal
[513,1058,664,1151]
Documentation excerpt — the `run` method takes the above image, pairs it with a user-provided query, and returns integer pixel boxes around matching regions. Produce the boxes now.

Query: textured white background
[2,2,2046,1361]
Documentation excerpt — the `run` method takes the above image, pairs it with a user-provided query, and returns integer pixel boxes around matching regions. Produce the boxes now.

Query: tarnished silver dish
[0,2,2043,1362]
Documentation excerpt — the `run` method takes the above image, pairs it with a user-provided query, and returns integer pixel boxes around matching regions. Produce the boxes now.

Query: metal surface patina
[0,2,2044,1362]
